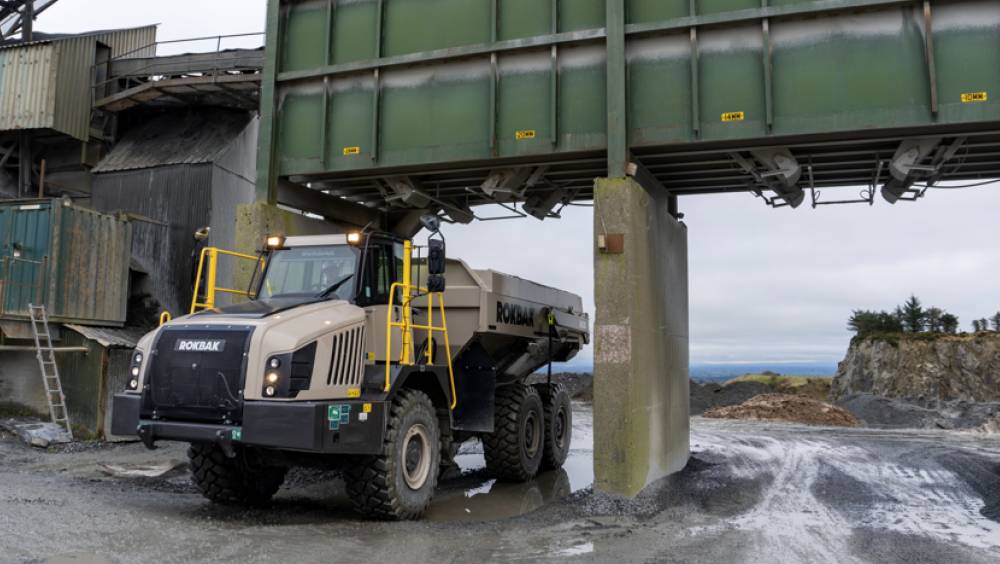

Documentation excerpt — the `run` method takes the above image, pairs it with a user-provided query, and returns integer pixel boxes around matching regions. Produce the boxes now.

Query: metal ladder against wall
[27,304,72,439]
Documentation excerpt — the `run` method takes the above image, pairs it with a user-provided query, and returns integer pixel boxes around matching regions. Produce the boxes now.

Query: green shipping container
[258,0,1000,210]
[0,200,132,326]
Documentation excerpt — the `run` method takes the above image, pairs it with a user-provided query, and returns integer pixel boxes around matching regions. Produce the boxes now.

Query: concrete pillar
[593,176,690,497]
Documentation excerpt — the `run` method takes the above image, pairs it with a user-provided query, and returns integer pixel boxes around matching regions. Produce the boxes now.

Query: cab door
[359,240,404,364]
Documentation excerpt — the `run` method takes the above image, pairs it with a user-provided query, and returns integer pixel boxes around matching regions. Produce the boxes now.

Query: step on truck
[112,220,589,520]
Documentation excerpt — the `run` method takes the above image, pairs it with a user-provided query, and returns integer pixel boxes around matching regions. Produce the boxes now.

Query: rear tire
[536,383,572,470]
[483,384,545,482]
[344,389,441,520]
[187,443,286,505]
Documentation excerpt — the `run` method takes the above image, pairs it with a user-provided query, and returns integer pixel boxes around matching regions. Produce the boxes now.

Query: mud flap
[451,341,496,432]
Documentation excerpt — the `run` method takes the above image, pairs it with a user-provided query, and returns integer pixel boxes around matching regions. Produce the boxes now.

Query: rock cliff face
[832,333,1000,402]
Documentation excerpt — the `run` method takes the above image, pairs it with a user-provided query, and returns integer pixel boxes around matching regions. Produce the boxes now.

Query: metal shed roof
[63,324,144,348]
[0,25,157,54]
[92,110,253,173]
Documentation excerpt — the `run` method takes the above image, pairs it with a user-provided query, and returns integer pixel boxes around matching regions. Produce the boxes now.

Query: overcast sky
[36,1,1000,368]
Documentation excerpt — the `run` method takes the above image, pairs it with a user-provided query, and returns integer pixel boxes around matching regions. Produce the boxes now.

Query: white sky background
[36,1,1000,367]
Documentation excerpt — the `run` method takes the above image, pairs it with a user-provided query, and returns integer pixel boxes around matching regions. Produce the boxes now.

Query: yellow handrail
[159,311,172,326]
[384,240,456,409]
[190,247,265,314]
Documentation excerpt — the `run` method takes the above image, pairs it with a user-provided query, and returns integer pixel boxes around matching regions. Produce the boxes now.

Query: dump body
[260,0,1000,208]
[419,258,589,380]
[0,200,132,326]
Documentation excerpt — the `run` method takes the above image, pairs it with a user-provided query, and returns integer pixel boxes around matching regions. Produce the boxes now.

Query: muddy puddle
[425,402,594,522]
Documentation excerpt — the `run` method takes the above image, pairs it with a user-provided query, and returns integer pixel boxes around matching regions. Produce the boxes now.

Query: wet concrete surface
[1,404,998,563]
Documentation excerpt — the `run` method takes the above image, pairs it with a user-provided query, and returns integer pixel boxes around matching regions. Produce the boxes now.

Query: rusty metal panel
[0,200,132,326]
[92,165,214,318]
[49,203,132,325]
[52,36,95,141]
[0,43,57,132]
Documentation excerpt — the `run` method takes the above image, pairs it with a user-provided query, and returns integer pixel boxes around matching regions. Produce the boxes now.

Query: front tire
[344,389,441,520]
[188,443,286,505]
[483,384,545,482]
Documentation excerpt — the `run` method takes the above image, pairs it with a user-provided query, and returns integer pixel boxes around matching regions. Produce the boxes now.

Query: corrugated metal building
[0,26,156,141]
[59,324,143,439]
[92,109,259,318]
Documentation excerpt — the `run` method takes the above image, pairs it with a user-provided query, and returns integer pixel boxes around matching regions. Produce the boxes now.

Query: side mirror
[427,274,446,293]
[428,239,446,276]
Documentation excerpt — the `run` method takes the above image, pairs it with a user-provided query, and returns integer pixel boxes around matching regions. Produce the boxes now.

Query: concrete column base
[593,176,690,497]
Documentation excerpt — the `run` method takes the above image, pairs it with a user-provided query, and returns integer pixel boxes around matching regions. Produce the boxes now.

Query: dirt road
[1,406,998,563]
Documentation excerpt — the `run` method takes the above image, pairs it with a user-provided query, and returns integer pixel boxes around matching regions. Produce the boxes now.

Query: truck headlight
[265,386,276,397]
[266,372,280,385]
[269,358,281,369]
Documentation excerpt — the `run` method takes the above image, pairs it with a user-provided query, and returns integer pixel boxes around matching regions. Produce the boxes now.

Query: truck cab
[113,229,588,520]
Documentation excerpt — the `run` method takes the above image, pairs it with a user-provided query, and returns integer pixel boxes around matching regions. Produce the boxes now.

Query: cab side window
[358,243,397,306]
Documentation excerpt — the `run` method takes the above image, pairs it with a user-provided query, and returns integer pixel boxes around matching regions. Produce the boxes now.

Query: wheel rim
[554,405,568,450]
[402,424,431,490]
[523,410,541,459]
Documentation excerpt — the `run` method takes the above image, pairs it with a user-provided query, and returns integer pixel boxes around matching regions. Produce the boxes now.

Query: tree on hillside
[901,295,926,333]
[992,312,1000,332]
[973,319,986,333]
[982,318,992,333]
[847,296,960,337]
[926,308,944,333]
[940,313,960,334]
[848,310,904,335]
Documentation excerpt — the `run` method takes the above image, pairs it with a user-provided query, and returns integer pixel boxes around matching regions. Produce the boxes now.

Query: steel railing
[383,240,456,408]
[190,247,265,314]
[91,32,265,104]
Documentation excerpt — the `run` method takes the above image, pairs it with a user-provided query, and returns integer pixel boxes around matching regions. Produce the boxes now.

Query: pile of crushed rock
[834,393,1000,431]
[703,394,861,427]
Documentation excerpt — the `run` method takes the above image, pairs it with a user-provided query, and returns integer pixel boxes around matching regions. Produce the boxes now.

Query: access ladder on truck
[28,304,73,439]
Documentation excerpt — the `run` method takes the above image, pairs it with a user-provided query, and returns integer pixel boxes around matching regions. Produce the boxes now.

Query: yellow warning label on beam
[721,111,745,122]
[343,146,361,156]
[347,387,361,398]
[961,91,987,103]
[515,130,537,140]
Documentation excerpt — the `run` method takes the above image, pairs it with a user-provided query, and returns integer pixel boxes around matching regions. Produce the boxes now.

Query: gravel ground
[1,406,999,563]
[836,393,1000,430]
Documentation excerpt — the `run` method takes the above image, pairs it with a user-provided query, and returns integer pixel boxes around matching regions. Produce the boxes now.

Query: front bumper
[111,394,387,455]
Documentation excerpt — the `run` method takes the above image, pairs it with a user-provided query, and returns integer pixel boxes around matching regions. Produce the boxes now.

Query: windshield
[258,245,359,301]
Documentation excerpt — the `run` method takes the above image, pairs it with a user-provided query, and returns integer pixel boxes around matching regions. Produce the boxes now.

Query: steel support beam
[20,0,30,41]
[256,0,283,205]
[606,0,627,178]
[277,180,381,228]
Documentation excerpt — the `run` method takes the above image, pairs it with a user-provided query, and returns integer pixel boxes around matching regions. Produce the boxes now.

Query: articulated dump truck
[112,228,589,520]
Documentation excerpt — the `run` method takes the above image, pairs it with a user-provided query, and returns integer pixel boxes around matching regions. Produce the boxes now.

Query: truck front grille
[143,326,254,423]
[327,325,365,388]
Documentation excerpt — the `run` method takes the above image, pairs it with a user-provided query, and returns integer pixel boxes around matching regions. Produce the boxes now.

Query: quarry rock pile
[704,394,861,427]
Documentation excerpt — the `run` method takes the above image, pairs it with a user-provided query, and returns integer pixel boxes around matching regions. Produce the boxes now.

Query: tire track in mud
[691,421,1000,561]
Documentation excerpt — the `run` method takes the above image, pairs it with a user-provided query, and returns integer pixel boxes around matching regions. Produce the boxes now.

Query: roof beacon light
[266,235,285,249]
[347,232,362,245]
